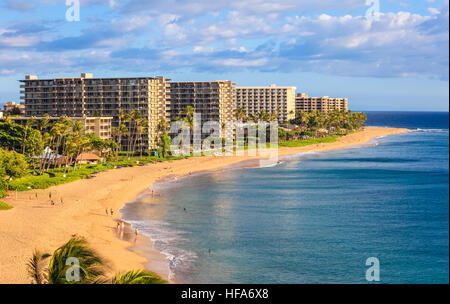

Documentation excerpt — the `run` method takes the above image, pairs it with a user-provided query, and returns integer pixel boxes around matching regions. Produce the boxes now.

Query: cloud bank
[0,0,448,80]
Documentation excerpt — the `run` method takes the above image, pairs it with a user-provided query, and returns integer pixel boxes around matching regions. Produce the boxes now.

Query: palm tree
[136,117,148,158]
[27,237,167,284]
[39,114,50,132]
[157,117,169,133]
[234,107,247,122]
[27,250,51,284]
[131,110,142,153]
[47,237,108,284]
[156,118,170,158]
[248,114,258,123]
[22,118,36,154]
[269,111,278,122]
[179,105,195,130]
[117,110,127,153]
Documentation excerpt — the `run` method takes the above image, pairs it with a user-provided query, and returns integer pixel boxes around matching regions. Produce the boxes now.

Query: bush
[0,201,12,210]
[0,148,29,179]
[0,179,7,198]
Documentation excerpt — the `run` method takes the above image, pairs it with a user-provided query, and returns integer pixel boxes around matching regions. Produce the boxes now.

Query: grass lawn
[7,155,188,192]
[278,135,341,148]
[0,201,12,210]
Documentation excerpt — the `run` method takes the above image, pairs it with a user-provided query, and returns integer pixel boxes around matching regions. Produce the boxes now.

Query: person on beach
[35,193,38,200]
[49,192,52,199]
[117,222,121,231]
[60,197,63,204]
[135,228,139,236]
[110,208,114,216]
[106,208,109,216]
[50,200,55,206]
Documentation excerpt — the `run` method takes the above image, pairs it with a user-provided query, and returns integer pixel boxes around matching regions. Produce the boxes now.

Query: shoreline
[119,128,408,283]
[0,127,409,284]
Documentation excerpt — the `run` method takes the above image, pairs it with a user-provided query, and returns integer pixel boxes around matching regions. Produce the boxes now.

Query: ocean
[120,111,449,284]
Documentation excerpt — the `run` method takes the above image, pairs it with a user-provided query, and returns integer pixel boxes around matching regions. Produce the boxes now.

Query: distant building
[33,147,69,166]
[5,116,112,140]
[295,93,348,113]
[235,85,296,123]
[168,81,236,137]
[20,73,169,149]
[3,101,25,115]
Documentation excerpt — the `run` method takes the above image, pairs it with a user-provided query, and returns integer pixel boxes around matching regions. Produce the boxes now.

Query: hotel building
[167,81,236,137]
[6,116,113,140]
[235,85,296,123]
[3,101,25,115]
[20,74,169,149]
[295,93,348,113]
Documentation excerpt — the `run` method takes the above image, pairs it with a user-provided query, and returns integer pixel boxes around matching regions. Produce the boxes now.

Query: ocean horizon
[120,111,449,284]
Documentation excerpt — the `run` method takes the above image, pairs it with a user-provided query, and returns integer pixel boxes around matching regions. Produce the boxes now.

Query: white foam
[414,128,449,133]
[123,218,198,282]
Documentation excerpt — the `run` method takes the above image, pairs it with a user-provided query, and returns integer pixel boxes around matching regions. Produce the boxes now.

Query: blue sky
[0,0,448,111]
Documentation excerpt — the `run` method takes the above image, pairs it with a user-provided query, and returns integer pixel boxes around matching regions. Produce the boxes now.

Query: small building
[3,101,25,115]
[76,152,102,164]
[295,93,348,113]
[33,147,69,166]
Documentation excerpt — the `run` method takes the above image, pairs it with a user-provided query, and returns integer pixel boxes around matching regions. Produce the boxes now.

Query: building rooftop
[21,74,169,81]
[236,85,296,89]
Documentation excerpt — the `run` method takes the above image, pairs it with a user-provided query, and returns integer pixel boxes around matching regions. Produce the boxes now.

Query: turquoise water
[121,112,449,283]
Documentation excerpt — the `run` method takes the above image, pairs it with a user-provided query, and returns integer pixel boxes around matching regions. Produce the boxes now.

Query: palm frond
[47,237,109,284]
[26,250,51,284]
[111,270,167,284]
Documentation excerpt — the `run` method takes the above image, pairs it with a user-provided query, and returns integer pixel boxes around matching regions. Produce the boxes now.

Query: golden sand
[0,127,409,283]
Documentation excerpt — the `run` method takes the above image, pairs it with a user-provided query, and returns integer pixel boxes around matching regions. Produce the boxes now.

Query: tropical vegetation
[0,200,12,210]
[27,236,167,284]
[0,108,366,198]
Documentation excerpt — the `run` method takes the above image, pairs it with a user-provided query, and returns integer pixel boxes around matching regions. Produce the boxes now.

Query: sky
[0,0,448,111]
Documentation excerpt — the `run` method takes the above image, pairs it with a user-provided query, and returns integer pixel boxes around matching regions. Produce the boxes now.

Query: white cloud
[219,58,268,67]
[0,0,448,80]
[111,15,153,31]
[427,7,441,14]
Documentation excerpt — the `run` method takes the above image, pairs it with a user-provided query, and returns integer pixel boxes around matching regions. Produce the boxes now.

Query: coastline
[0,127,409,284]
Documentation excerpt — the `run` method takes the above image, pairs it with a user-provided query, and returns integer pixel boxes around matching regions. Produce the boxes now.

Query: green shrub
[0,201,12,210]
[0,179,7,198]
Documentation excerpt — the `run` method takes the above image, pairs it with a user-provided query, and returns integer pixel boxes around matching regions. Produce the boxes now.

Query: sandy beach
[0,127,409,284]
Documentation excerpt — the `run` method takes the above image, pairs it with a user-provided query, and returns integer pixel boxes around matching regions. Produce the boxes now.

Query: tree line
[0,116,117,176]
[111,110,149,159]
